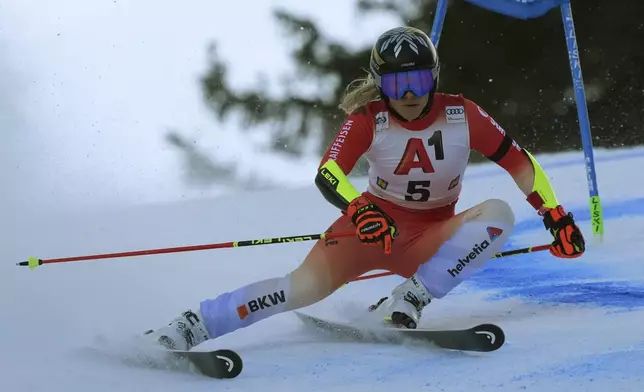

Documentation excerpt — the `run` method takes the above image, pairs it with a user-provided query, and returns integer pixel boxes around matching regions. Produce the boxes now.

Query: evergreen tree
[169,0,644,185]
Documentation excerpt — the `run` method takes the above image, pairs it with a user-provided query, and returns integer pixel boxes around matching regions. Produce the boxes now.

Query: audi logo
[446,108,464,115]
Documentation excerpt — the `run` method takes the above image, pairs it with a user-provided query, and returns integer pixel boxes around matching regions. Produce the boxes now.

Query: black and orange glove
[346,196,398,254]
[542,205,585,259]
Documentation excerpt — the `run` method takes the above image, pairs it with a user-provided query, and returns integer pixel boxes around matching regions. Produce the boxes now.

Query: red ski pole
[16,231,356,269]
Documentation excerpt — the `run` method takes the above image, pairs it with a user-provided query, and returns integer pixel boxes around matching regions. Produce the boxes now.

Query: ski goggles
[380,69,435,100]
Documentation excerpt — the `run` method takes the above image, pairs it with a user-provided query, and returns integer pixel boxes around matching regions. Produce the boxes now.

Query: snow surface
[4,146,644,391]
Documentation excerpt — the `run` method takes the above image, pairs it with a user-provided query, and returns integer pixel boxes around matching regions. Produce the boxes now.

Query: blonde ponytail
[338,73,381,114]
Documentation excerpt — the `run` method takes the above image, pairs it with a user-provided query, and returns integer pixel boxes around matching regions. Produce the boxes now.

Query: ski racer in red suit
[145,27,586,350]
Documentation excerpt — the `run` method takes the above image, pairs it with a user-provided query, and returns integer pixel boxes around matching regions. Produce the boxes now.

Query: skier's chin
[397,106,424,121]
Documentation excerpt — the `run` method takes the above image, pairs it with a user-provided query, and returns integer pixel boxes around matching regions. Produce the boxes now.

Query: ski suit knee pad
[416,199,515,298]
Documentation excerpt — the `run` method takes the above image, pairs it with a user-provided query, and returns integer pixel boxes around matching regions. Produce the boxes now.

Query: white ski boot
[144,309,211,351]
[369,274,433,329]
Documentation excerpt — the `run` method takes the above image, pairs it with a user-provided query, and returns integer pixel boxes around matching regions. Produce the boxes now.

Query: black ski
[295,311,505,352]
[166,348,243,379]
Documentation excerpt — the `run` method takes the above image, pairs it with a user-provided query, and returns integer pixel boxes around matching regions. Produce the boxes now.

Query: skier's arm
[466,98,585,259]
[315,113,374,210]
[315,160,362,210]
[465,99,559,212]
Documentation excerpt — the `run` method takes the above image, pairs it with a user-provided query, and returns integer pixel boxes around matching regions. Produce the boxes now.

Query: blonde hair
[338,72,381,114]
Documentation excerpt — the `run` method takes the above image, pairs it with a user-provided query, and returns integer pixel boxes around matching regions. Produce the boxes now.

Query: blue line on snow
[469,196,644,309]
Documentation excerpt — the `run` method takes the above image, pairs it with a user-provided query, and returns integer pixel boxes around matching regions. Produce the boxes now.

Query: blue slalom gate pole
[429,0,449,47]
[428,0,604,239]
[560,3,604,238]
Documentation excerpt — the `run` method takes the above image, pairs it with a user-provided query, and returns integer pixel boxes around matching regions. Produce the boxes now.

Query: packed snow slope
[4,147,644,392]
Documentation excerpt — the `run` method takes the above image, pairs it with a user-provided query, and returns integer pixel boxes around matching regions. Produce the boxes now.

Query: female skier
[146,26,585,350]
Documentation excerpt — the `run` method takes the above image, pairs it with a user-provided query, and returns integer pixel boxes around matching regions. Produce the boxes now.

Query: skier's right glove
[346,196,397,254]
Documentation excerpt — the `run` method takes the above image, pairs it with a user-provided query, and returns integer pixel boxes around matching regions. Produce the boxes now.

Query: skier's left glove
[542,205,585,259]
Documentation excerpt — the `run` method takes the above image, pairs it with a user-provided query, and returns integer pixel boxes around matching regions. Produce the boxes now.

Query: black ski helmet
[369,26,440,100]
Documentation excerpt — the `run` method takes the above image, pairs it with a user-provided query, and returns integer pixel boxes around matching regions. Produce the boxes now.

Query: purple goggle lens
[380,69,435,100]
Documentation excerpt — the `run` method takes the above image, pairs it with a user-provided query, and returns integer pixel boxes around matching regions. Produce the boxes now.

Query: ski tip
[187,348,243,379]
[214,349,243,379]
[472,323,506,351]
